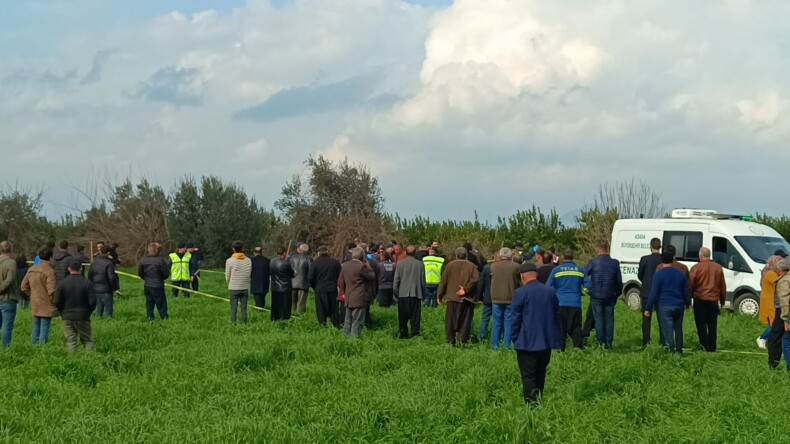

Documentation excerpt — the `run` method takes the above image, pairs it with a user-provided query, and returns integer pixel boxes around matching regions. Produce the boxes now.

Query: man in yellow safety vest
[422,247,445,308]
[167,243,192,298]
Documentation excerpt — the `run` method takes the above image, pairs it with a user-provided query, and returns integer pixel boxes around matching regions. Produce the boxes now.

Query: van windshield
[734,236,790,264]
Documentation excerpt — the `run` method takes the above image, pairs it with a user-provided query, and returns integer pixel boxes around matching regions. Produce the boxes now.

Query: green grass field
[1,270,787,443]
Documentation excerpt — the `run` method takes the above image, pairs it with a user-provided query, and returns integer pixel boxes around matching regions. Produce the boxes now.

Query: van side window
[663,231,703,262]
[712,237,752,273]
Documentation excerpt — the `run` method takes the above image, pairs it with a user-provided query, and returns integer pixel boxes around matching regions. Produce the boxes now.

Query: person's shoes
[757,337,767,349]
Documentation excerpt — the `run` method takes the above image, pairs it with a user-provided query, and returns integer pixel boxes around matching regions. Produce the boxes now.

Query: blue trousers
[32,317,52,345]
[783,332,790,371]
[591,299,616,348]
[657,305,685,353]
[491,303,512,350]
[0,301,17,347]
[478,304,492,340]
[424,286,438,307]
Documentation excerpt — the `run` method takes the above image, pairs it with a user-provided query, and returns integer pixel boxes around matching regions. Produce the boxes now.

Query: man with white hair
[339,247,376,337]
[489,247,520,350]
[290,243,311,314]
[689,247,727,352]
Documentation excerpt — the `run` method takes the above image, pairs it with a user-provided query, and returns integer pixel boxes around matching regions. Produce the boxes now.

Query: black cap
[519,263,538,273]
[516,242,524,248]
[68,259,83,271]
[661,251,675,264]
[775,249,787,258]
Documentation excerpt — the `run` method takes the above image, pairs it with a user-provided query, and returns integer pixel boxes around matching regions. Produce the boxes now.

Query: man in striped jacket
[225,240,252,324]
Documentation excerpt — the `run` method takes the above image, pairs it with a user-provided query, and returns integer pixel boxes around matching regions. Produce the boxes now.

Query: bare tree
[591,177,667,219]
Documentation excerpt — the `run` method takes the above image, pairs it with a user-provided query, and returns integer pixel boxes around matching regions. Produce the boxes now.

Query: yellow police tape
[114,270,269,312]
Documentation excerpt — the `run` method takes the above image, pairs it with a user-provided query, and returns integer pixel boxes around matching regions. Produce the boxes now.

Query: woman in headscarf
[757,255,783,349]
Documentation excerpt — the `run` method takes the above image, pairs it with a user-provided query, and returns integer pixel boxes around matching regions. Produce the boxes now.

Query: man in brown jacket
[689,247,727,352]
[489,247,521,350]
[438,247,480,345]
[340,247,376,337]
[21,247,58,345]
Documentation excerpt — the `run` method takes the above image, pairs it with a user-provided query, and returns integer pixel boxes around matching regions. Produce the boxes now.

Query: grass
[1,269,787,443]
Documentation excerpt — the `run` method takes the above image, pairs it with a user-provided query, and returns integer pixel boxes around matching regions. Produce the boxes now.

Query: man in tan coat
[21,248,58,345]
[438,247,480,345]
[489,247,521,350]
[339,247,376,337]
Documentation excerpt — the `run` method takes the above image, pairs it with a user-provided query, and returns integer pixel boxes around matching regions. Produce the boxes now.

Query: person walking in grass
[689,247,726,352]
[55,260,96,352]
[437,247,480,346]
[638,238,663,347]
[225,241,252,325]
[250,247,271,310]
[393,245,425,339]
[340,247,376,337]
[308,246,342,327]
[269,247,295,322]
[22,247,57,345]
[489,247,520,350]
[290,243,311,314]
[511,263,560,405]
[0,241,20,348]
[90,245,119,318]
[768,259,790,369]
[546,249,586,351]
[644,251,691,354]
[585,242,622,349]
[138,243,170,321]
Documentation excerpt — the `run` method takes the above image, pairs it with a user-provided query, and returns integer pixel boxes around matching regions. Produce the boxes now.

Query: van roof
[614,218,783,238]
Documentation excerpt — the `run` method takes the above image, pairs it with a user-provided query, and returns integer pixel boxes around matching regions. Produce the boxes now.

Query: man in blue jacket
[644,251,691,354]
[511,263,561,405]
[585,242,623,349]
[546,249,585,350]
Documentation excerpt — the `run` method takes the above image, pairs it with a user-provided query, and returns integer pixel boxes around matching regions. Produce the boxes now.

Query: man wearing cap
[437,247,480,346]
[511,262,561,405]
[251,247,271,310]
[55,259,96,352]
[689,247,726,352]
[167,244,192,298]
[644,251,691,354]
[308,246,342,327]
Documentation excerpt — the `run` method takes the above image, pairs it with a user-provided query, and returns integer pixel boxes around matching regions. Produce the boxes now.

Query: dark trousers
[316,291,339,327]
[172,281,191,298]
[334,301,346,329]
[516,350,552,405]
[271,291,292,321]
[694,300,719,352]
[768,308,785,368]
[398,297,421,338]
[445,300,474,345]
[657,305,684,353]
[582,303,595,340]
[377,288,394,307]
[96,294,114,318]
[144,286,168,320]
[424,285,438,307]
[252,292,267,309]
[642,301,661,346]
[191,275,200,292]
[558,306,583,350]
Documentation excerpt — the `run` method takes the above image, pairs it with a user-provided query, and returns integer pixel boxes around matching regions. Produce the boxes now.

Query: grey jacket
[393,256,425,299]
[289,253,311,290]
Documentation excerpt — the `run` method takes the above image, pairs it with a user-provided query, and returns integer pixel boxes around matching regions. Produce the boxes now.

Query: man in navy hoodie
[546,249,585,350]
[644,251,691,354]
[511,263,561,405]
[586,242,623,349]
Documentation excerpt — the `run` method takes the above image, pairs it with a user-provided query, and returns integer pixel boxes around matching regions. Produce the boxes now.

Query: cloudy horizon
[2,0,788,223]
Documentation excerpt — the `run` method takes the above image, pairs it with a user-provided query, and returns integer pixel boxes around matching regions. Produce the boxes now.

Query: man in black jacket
[251,247,271,309]
[309,246,342,327]
[638,238,663,347]
[90,245,120,318]
[270,247,295,321]
[52,240,72,284]
[73,245,90,277]
[55,260,96,352]
[138,243,170,321]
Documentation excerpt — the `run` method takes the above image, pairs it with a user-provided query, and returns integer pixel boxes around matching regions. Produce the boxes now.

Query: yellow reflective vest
[423,256,445,285]
[169,252,192,282]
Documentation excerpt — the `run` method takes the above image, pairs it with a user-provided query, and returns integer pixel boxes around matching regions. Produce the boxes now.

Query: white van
[611,209,790,316]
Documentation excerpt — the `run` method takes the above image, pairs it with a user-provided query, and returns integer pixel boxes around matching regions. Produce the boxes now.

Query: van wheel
[624,288,641,311]
[734,293,759,317]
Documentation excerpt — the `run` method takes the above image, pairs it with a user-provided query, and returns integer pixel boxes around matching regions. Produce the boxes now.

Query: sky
[2,0,790,224]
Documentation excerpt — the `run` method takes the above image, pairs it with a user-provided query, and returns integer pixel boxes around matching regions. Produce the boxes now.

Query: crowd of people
[0,234,789,406]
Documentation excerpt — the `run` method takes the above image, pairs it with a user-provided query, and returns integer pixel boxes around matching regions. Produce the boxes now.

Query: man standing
[340,247,376,337]
[55,260,96,352]
[250,247,271,310]
[0,241,19,348]
[290,243,311,314]
[90,245,119,318]
[515,242,539,262]
[393,245,425,339]
[376,252,396,307]
[168,244,192,298]
[489,247,521,350]
[52,240,72,283]
[645,251,691,354]
[638,238,663,346]
[769,260,790,368]
[586,242,623,349]
[138,243,169,321]
[422,247,444,308]
[188,243,203,292]
[476,258,493,341]
[22,248,57,344]
[438,247,480,346]
[269,247,295,321]
[308,246,342,327]
[546,250,586,351]
[536,251,555,284]
[690,247,727,352]
[391,242,407,264]
[225,241,252,325]
[73,245,90,277]
[511,263,561,405]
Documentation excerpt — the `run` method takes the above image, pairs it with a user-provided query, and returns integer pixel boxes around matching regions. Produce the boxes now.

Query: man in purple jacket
[511,263,561,405]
